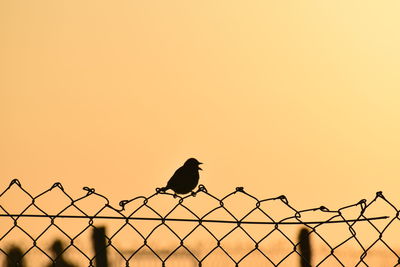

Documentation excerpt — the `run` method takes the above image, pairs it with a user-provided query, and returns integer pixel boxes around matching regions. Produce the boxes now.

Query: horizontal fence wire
[0,214,389,224]
[0,179,399,266]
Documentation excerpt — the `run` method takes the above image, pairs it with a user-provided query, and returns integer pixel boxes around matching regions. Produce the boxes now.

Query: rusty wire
[0,179,398,266]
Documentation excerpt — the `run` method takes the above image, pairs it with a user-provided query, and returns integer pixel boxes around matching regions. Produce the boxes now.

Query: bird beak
[198,162,203,170]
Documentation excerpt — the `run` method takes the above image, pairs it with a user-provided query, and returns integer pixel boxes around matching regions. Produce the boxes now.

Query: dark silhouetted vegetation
[46,240,76,267]
[298,227,312,267]
[92,227,109,267]
[5,245,25,267]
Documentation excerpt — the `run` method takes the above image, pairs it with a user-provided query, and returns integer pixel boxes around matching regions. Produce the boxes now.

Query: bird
[160,158,203,194]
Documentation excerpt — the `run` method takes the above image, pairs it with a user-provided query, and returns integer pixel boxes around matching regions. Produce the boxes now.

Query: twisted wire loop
[0,180,398,266]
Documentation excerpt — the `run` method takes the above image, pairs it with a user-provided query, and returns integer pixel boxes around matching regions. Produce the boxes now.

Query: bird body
[161,158,203,194]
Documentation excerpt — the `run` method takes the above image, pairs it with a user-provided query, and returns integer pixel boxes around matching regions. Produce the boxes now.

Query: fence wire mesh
[0,179,399,266]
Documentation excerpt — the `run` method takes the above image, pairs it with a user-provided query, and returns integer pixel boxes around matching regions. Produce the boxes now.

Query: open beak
[198,162,203,170]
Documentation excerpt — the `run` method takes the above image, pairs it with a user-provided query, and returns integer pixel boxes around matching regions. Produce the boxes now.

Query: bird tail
[159,186,169,193]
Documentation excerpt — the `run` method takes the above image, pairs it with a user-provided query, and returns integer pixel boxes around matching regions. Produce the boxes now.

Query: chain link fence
[0,179,399,266]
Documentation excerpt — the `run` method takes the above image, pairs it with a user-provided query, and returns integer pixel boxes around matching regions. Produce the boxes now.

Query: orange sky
[1,1,400,209]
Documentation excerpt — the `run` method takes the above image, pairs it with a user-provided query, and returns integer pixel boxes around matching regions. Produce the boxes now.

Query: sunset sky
[1,1,400,209]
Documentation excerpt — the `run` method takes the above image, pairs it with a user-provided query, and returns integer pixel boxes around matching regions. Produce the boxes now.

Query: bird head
[185,158,203,170]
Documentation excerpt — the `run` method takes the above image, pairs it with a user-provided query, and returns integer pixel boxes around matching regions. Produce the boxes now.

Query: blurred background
[1,0,400,210]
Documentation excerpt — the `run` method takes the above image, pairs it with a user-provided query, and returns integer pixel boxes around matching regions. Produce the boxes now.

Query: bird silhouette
[161,158,203,194]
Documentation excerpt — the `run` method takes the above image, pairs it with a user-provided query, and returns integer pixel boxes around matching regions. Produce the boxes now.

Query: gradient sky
[1,1,400,209]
